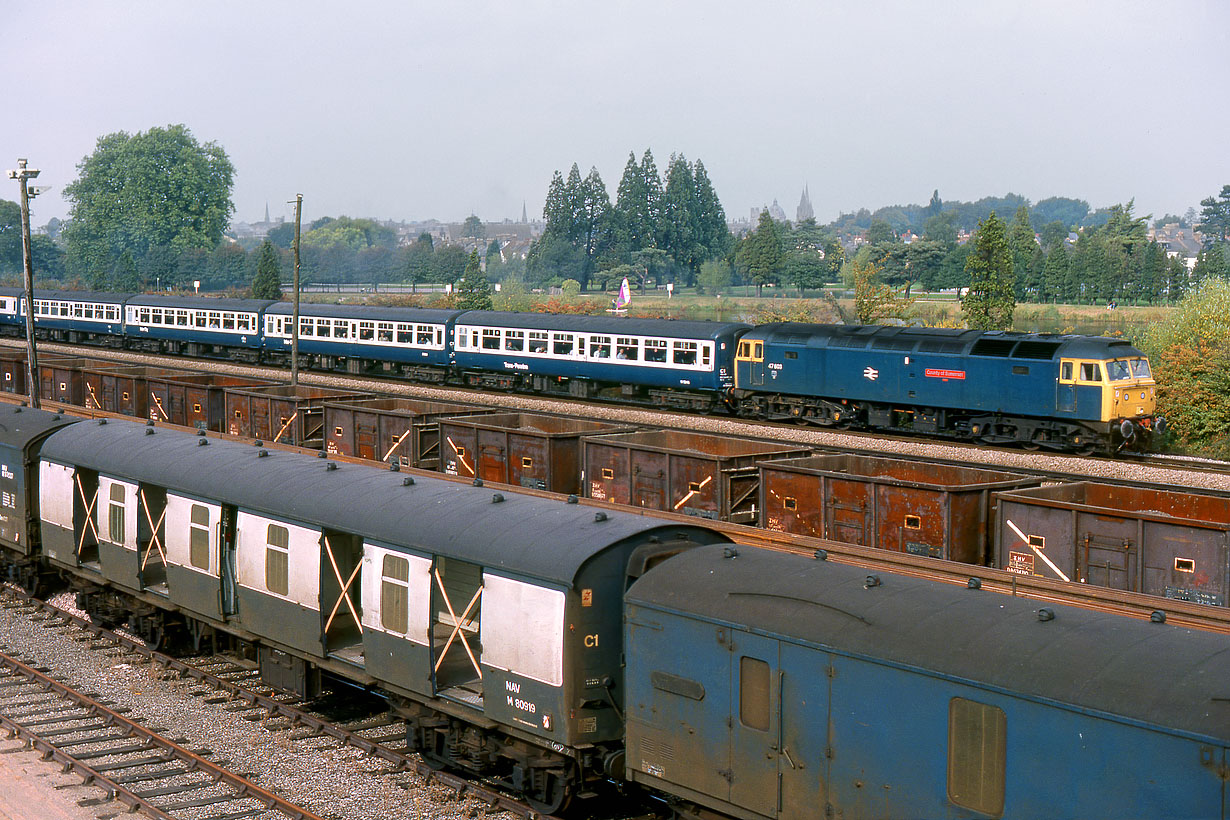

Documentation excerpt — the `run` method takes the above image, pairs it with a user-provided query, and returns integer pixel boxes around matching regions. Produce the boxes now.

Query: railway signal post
[6,159,45,409]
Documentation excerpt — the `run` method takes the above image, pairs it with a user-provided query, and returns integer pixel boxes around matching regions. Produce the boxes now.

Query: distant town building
[769,199,788,222]
[796,186,814,222]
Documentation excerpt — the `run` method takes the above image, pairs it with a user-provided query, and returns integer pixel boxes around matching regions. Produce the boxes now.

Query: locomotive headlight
[1140,391,1146,400]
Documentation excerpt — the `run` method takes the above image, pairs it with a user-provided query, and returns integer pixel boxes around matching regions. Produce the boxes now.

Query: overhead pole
[6,159,44,409]
[290,194,302,386]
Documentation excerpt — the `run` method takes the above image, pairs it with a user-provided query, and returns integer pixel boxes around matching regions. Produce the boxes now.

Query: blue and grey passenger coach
[124,294,274,360]
[261,302,462,376]
[452,311,749,410]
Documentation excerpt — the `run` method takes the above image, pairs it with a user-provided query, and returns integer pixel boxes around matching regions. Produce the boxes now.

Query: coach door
[729,630,781,817]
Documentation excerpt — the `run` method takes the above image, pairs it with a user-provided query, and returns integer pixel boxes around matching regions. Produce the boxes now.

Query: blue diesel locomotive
[0,287,1162,452]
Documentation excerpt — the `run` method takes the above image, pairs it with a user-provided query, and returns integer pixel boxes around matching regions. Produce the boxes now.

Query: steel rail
[0,645,322,820]
[2,588,566,820]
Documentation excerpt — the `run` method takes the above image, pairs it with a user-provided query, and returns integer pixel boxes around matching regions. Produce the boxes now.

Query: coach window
[194,312,206,328]
[266,524,290,597]
[645,339,668,363]
[672,341,698,366]
[528,332,548,353]
[396,324,412,344]
[616,337,638,360]
[377,322,394,343]
[76,304,87,318]
[108,485,126,544]
[552,334,575,356]
[298,319,313,337]
[139,308,151,323]
[219,313,233,330]
[334,320,350,339]
[177,310,189,326]
[315,319,331,337]
[504,330,525,352]
[417,325,435,345]
[189,504,210,571]
[590,336,611,358]
[381,554,410,634]
[359,321,375,341]
[739,656,771,731]
[151,308,163,325]
[948,698,1006,816]
[1079,362,1102,383]
[482,329,501,350]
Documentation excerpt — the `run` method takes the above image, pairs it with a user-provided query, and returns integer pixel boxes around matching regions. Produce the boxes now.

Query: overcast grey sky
[5,1,1228,229]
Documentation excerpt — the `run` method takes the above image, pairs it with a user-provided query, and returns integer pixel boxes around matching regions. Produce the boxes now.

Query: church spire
[264,202,270,223]
[796,185,814,222]
[521,200,528,223]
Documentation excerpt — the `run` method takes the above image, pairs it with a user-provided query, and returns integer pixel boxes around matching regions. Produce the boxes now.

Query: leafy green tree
[266,222,296,249]
[1008,206,1036,300]
[301,216,396,251]
[1041,244,1069,302]
[922,211,957,248]
[1198,184,1230,245]
[659,155,698,280]
[460,215,485,240]
[0,199,21,273]
[1140,279,1230,455]
[62,124,234,278]
[1165,255,1189,302]
[111,251,141,291]
[1031,197,1089,228]
[455,251,493,309]
[206,244,248,290]
[697,258,733,295]
[691,159,731,263]
[251,240,283,299]
[851,259,911,323]
[404,232,434,289]
[29,235,65,282]
[925,189,943,219]
[1137,240,1167,305]
[432,244,469,286]
[1193,243,1228,285]
[1039,220,1069,251]
[962,212,1015,329]
[736,210,784,296]
[866,220,896,245]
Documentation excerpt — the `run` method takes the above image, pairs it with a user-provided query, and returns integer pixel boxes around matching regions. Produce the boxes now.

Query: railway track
[11,338,1229,494]
[0,587,571,820]
[0,635,320,820]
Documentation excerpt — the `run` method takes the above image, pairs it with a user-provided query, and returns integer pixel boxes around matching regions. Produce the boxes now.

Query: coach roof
[40,419,721,586]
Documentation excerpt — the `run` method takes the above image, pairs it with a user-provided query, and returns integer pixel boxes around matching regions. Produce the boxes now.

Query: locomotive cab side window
[1079,362,1102,383]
